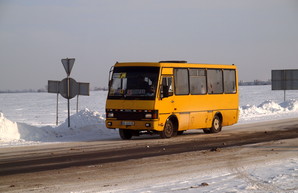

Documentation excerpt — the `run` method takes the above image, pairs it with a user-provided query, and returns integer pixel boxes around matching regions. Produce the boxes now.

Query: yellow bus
[105,61,239,139]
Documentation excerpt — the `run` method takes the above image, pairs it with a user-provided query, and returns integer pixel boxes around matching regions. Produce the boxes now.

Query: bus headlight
[107,112,114,118]
[145,113,152,119]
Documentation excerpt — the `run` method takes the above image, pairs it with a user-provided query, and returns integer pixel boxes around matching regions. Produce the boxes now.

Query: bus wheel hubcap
[165,122,173,136]
[214,119,219,129]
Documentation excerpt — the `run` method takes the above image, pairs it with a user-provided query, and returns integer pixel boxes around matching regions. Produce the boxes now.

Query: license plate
[121,121,135,126]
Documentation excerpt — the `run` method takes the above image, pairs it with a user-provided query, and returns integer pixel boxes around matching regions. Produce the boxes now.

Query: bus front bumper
[105,119,163,131]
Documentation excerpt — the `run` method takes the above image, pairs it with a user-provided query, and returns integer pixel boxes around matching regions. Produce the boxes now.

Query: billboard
[272,70,298,90]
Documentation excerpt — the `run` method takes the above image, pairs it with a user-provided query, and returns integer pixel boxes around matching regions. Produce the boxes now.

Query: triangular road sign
[61,58,75,76]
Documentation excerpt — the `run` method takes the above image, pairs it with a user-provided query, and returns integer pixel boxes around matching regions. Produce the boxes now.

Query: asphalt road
[0,118,297,192]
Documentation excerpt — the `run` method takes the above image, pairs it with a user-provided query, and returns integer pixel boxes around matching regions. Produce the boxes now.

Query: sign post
[61,58,76,127]
[48,58,90,127]
[48,80,60,125]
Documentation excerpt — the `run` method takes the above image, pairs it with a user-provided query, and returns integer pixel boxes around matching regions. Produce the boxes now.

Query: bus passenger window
[174,69,189,95]
[189,69,207,95]
[207,69,223,94]
[224,69,236,93]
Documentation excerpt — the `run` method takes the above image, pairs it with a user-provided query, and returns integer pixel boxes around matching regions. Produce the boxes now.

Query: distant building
[239,79,271,86]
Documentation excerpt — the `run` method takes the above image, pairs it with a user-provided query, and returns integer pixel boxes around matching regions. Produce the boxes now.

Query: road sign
[61,58,75,76]
[48,80,60,93]
[78,82,90,96]
[272,70,298,90]
[272,69,298,101]
[48,58,89,127]
[59,78,78,99]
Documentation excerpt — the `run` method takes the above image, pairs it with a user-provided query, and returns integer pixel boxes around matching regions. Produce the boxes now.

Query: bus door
[160,75,189,131]
[160,76,174,113]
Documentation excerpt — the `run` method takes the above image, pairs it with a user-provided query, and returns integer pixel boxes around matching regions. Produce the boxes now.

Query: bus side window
[207,69,223,94]
[223,69,236,94]
[161,77,173,98]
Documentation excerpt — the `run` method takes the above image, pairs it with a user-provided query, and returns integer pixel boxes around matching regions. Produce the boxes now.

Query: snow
[239,86,298,123]
[124,157,298,193]
[239,99,298,123]
[1,85,297,145]
[0,112,19,140]
[0,85,298,192]
[0,108,118,147]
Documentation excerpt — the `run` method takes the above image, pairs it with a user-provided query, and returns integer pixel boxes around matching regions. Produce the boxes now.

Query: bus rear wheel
[210,115,222,133]
[119,129,133,140]
[160,120,174,138]
[203,129,211,134]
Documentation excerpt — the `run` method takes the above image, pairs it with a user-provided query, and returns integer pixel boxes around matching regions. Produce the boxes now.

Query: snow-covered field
[1,85,298,145]
[0,85,298,193]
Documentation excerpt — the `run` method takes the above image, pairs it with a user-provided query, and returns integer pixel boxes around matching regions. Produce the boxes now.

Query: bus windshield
[108,67,159,100]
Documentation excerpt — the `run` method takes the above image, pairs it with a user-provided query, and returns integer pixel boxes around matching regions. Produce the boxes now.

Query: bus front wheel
[210,115,222,133]
[119,129,133,140]
[160,120,174,138]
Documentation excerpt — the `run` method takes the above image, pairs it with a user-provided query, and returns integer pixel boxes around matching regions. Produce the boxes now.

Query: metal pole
[56,93,59,126]
[76,95,79,113]
[283,70,286,102]
[67,59,71,128]
[68,98,70,127]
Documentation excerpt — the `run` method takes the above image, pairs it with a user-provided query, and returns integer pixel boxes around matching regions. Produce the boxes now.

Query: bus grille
[115,112,144,120]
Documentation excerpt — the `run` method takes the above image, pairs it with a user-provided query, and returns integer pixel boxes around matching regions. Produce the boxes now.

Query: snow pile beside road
[0,109,117,145]
[0,113,20,141]
[1,98,298,145]
[52,108,117,141]
[239,99,298,123]
[280,99,298,110]
[57,108,106,132]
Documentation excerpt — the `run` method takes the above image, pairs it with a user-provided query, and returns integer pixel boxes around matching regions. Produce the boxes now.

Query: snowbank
[1,99,298,146]
[0,109,117,146]
[239,99,298,123]
[0,113,20,140]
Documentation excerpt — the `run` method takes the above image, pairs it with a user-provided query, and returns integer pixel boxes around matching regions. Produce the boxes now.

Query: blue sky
[0,0,297,90]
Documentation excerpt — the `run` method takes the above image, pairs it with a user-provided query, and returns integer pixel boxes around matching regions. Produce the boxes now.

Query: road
[0,118,297,192]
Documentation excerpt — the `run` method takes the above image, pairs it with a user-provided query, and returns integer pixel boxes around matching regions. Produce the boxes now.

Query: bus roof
[114,61,237,69]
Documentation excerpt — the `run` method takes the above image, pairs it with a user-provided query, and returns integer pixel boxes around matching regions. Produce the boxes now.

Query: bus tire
[119,129,133,140]
[177,131,184,135]
[203,129,211,134]
[210,115,222,133]
[160,120,174,138]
